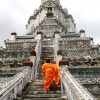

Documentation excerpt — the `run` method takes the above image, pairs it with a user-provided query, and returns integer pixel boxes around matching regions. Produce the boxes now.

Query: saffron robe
[42,63,61,90]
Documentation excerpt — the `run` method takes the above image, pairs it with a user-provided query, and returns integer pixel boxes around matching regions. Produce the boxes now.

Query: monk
[42,60,61,91]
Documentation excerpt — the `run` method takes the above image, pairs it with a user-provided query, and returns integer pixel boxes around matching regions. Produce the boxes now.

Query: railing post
[30,49,36,81]
[60,76,64,98]
[54,31,60,62]
[56,50,62,65]
[59,59,69,67]
[35,31,42,39]
[59,59,69,98]
[20,76,24,95]
[30,49,36,66]
[23,60,34,81]
[30,66,34,80]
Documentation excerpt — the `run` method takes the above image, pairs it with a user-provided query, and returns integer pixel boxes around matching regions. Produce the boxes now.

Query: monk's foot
[51,81,57,90]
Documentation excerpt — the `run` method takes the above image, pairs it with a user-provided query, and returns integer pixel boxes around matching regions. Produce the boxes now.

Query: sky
[0,0,100,46]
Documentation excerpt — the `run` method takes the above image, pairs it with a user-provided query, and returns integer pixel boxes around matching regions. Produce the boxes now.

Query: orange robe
[42,63,61,91]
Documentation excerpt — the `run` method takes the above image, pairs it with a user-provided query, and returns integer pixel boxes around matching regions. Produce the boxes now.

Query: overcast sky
[0,0,100,46]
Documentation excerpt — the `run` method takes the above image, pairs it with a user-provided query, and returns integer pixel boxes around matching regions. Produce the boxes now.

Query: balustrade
[0,66,34,100]
[60,65,95,100]
[34,39,42,79]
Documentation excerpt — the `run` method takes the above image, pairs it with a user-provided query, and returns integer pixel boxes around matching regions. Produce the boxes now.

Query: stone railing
[54,38,57,61]
[0,66,34,100]
[54,36,59,62]
[35,39,42,79]
[60,65,95,100]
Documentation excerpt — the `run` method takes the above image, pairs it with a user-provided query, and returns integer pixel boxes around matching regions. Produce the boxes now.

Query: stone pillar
[90,37,94,45]
[23,59,33,67]
[79,29,86,37]
[54,31,60,38]
[29,49,36,66]
[59,59,69,66]
[10,32,17,41]
[29,49,37,81]
[54,31,60,62]
[56,50,62,65]
[23,59,34,80]
[35,31,42,39]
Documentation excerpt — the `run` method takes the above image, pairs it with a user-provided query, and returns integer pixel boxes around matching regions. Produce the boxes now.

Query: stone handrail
[35,39,42,79]
[54,37,59,62]
[0,66,33,100]
[0,73,23,94]
[60,65,95,100]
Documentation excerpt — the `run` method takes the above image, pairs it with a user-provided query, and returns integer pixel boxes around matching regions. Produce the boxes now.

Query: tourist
[42,60,61,91]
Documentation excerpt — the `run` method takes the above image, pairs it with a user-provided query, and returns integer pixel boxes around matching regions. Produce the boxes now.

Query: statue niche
[47,7,53,18]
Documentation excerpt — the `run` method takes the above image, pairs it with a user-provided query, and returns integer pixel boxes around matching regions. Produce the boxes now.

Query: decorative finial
[41,0,60,4]
[41,0,46,4]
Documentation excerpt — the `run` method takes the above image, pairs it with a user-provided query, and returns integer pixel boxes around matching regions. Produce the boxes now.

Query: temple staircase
[37,38,55,79]
[14,80,66,100]
[14,38,67,100]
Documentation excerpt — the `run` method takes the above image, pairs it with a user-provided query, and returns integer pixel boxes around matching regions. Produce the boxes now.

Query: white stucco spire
[41,0,47,4]
[55,0,60,4]
[41,0,60,4]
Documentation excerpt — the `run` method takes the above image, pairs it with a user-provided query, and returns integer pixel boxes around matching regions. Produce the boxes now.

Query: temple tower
[0,0,100,99]
[41,0,60,4]
[25,0,76,37]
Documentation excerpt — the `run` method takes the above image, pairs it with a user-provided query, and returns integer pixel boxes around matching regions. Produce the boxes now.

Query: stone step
[40,59,53,62]
[42,51,53,53]
[20,80,66,100]
[42,41,53,43]
[42,58,54,60]
[21,94,63,98]
[14,97,21,100]
[41,55,54,57]
[27,81,61,87]
[41,51,53,54]
[41,57,53,59]
[42,40,54,42]
[15,97,67,100]
[40,58,53,61]
[42,47,53,50]
[43,43,54,45]
[26,80,44,85]
[42,47,53,49]
[23,86,61,91]
[42,50,53,52]
[39,59,54,63]
[42,40,53,42]
[24,85,61,91]
[22,90,62,95]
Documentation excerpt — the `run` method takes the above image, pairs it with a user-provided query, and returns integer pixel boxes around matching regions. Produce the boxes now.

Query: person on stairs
[42,60,61,91]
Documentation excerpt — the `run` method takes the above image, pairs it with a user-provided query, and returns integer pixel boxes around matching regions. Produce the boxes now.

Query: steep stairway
[38,39,54,80]
[14,38,67,100]
[41,39,54,63]
[14,80,66,100]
